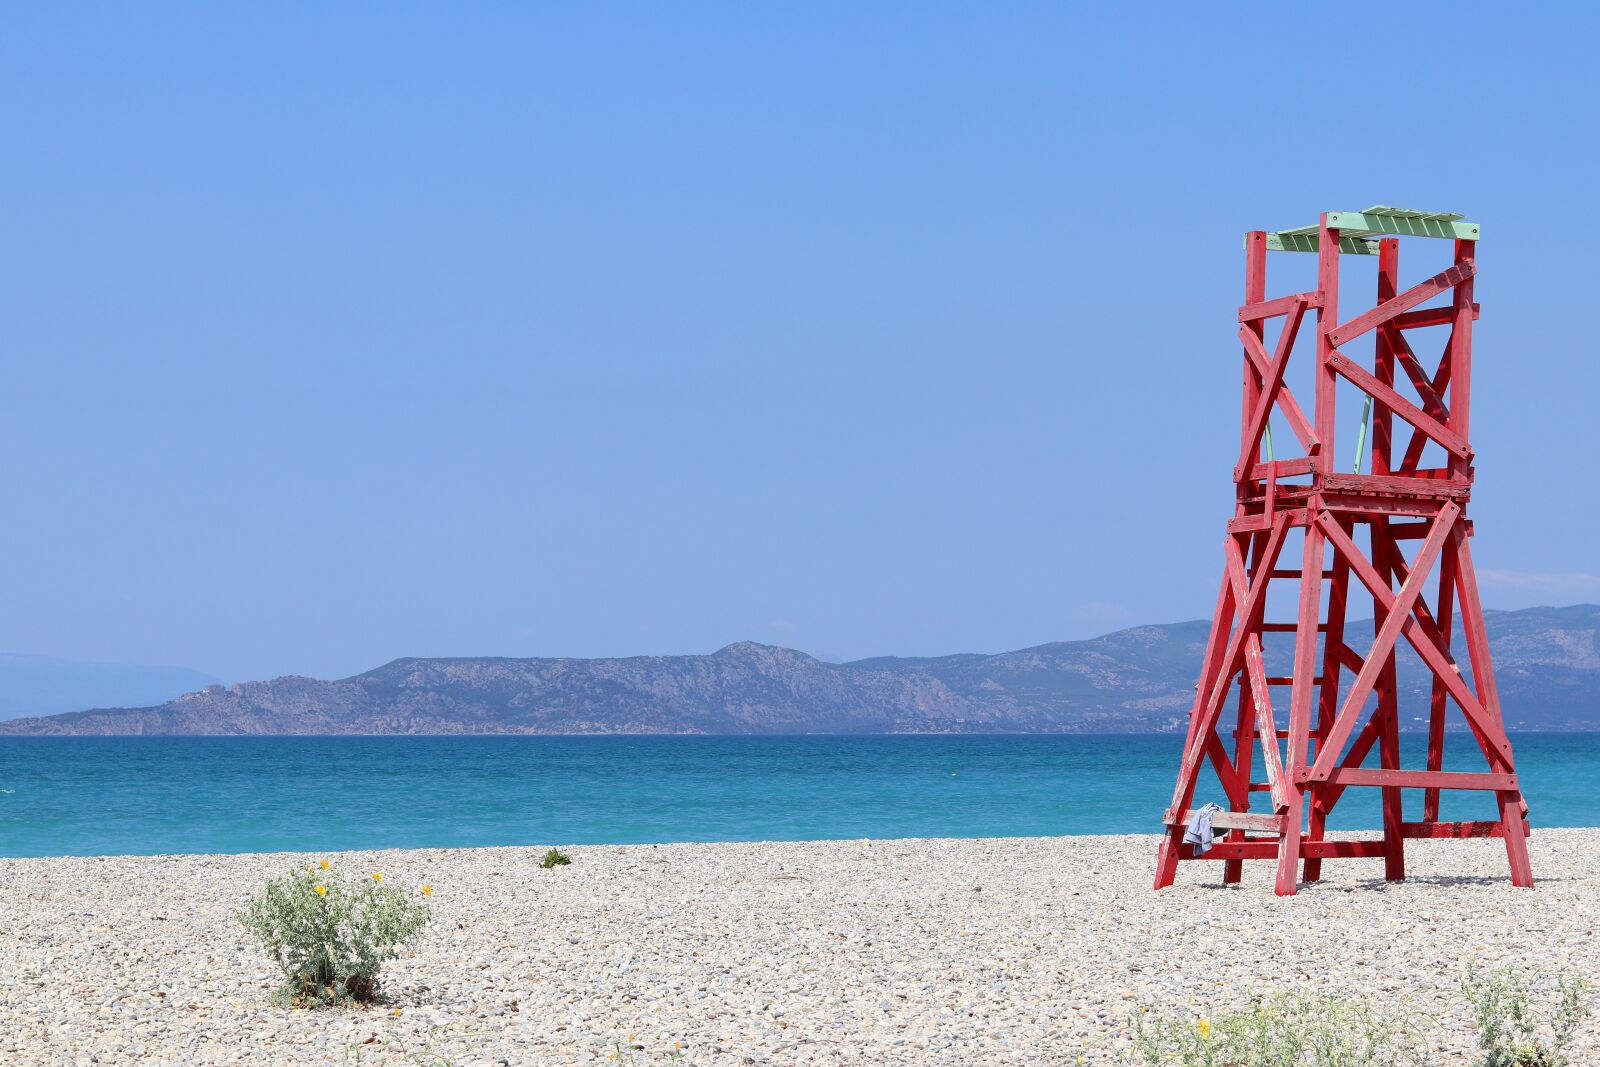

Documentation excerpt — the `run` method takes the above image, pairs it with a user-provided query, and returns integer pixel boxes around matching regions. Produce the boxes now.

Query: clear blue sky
[2,5,1596,682]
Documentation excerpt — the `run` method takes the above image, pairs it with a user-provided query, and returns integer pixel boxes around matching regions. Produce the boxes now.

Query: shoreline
[9,820,1600,861]
[7,727,1600,737]
[4,830,1599,1064]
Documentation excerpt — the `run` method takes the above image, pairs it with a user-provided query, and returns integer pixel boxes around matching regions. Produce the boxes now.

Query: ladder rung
[1267,569,1337,579]
[1260,622,1330,633]
[1248,782,1273,792]
[1264,676,1323,685]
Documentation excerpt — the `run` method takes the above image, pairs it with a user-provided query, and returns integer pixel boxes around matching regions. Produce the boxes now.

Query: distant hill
[0,654,221,722]
[2,606,1597,735]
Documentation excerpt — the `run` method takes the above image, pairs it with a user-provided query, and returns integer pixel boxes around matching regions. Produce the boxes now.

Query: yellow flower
[372,872,384,883]
[1197,1017,1212,1039]
[421,884,433,897]
[314,884,328,896]
[319,858,330,870]
[391,1008,403,1017]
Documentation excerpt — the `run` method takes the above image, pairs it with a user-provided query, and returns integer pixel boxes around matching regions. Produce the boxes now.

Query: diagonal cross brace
[1244,635,1289,811]
[1308,507,1515,779]
[1372,522,1509,774]
[1386,328,1450,422]
[1320,511,1507,760]
[1241,329,1318,456]
[1398,330,1455,474]
[1327,262,1475,347]
[1328,353,1472,460]
[1224,542,1290,813]
[1305,502,1460,783]
[1171,520,1291,804]
[1235,297,1310,480]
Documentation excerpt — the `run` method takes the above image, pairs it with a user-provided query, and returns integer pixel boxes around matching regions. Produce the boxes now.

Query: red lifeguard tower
[1154,207,1533,896]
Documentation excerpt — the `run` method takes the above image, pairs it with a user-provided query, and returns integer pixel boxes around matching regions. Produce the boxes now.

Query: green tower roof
[1254,205,1480,255]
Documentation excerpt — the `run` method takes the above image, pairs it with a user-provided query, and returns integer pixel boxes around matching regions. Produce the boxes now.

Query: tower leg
[1423,538,1458,822]
[1453,530,1534,888]
[1499,792,1535,888]
[1274,794,1302,896]
[1377,680,1406,881]
[1156,569,1234,891]
[1279,523,1325,897]
[1222,680,1252,885]
[1372,519,1406,882]
[1153,826,1186,890]
[1304,530,1351,883]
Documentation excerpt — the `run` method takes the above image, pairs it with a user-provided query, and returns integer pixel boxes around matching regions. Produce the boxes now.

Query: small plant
[605,1033,685,1062]
[540,847,572,869]
[1462,965,1592,1067]
[344,1025,465,1066]
[1123,992,1426,1066]
[238,859,432,1007]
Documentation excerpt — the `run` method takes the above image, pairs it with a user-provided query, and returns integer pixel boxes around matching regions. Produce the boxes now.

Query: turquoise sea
[1,734,1596,857]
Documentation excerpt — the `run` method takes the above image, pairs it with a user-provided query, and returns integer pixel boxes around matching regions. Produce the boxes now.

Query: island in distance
[3,605,1597,736]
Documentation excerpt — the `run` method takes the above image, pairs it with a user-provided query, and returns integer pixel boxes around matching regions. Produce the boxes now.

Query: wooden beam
[1246,456,1317,481]
[1171,520,1292,811]
[1392,303,1479,331]
[1401,820,1528,840]
[1240,327,1319,455]
[1302,839,1388,860]
[1397,328,1455,475]
[1387,329,1449,421]
[1235,298,1310,480]
[1305,502,1459,782]
[1327,262,1475,347]
[1245,635,1289,812]
[1328,353,1472,459]
[1239,291,1321,322]
[1164,809,1286,834]
[1320,767,1518,791]
[1317,511,1513,764]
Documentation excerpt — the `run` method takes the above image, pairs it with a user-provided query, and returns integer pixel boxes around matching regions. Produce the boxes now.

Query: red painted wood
[1302,840,1388,860]
[1306,503,1460,782]
[1397,334,1454,475]
[1327,261,1475,346]
[1315,512,1510,758]
[1317,767,1517,791]
[1235,299,1310,480]
[1388,329,1449,421]
[1392,303,1479,330]
[1239,290,1318,322]
[1309,714,1382,815]
[1401,820,1526,840]
[1156,212,1532,893]
[1423,534,1457,822]
[1327,354,1472,459]
[1303,522,1351,883]
[1240,328,1318,455]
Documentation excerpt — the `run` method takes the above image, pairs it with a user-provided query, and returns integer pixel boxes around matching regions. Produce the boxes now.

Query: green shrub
[1462,965,1592,1067]
[1124,992,1426,1066]
[540,848,572,869]
[238,859,431,1007]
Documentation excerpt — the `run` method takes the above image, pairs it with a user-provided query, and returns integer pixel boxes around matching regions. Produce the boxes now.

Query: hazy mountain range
[0,654,220,723]
[2,605,1596,736]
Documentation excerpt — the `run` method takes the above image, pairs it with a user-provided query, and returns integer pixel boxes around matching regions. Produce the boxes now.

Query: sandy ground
[1,830,1597,1065]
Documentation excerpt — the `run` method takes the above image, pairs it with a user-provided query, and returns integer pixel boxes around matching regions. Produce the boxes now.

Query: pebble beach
[3,830,1597,1065]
